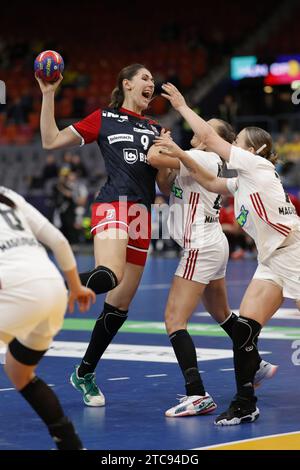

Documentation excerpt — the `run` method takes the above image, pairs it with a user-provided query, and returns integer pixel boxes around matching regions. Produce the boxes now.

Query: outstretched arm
[161,83,232,161]
[36,75,81,150]
[147,144,180,170]
[154,135,230,195]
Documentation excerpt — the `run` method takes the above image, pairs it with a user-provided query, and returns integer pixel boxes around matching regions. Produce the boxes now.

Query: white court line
[145,374,167,378]
[107,377,130,381]
[0,384,55,392]
[220,368,234,371]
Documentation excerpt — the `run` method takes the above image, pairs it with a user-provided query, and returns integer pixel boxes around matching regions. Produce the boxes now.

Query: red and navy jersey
[70,107,161,210]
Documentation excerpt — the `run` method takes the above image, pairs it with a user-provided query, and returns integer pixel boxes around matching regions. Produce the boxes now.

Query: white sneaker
[254,360,278,388]
[165,393,217,417]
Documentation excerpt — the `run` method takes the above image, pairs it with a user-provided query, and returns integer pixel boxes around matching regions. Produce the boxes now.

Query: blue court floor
[0,255,299,450]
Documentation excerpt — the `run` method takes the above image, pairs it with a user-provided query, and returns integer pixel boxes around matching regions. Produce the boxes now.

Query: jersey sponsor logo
[236,205,249,227]
[105,209,116,220]
[171,184,183,199]
[102,111,128,121]
[133,127,155,135]
[107,133,134,144]
[123,148,139,164]
[278,206,297,216]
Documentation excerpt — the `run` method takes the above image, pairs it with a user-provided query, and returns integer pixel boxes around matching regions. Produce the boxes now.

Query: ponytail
[109,87,125,109]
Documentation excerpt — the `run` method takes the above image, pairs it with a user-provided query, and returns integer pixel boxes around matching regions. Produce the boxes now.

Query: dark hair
[109,63,147,109]
[244,126,278,164]
[214,119,236,144]
[0,193,16,208]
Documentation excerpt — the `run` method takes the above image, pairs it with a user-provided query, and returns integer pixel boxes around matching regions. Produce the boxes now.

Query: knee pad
[9,339,46,366]
[97,302,128,336]
[232,316,261,352]
[80,266,118,295]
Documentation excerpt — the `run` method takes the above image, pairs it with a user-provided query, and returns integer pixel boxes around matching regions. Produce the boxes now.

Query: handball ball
[34,50,64,82]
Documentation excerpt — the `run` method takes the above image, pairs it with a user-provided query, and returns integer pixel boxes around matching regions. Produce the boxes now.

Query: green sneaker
[70,366,105,407]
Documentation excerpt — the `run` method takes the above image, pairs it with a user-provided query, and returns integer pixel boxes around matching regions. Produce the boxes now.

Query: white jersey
[0,187,75,289]
[226,146,300,262]
[168,149,225,249]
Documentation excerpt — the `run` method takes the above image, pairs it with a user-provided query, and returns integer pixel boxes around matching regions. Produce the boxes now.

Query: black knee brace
[233,316,261,352]
[79,265,118,295]
[9,339,46,366]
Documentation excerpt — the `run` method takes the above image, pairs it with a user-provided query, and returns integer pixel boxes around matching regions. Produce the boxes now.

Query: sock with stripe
[169,329,205,396]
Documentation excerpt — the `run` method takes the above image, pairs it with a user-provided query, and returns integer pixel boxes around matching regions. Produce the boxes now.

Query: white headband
[256,144,267,155]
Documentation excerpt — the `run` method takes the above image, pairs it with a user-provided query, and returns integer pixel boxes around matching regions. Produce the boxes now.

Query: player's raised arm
[161,83,232,161]
[36,74,81,150]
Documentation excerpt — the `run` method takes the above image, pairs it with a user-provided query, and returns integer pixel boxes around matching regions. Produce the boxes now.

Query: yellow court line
[197,432,300,450]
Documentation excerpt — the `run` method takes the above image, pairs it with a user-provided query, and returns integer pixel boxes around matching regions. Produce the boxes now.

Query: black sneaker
[214,397,259,426]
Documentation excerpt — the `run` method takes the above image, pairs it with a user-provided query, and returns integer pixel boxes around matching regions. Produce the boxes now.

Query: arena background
[1,0,300,453]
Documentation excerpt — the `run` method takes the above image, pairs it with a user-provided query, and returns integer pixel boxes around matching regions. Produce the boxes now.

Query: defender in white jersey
[156,82,300,426]
[0,187,95,449]
[148,120,274,418]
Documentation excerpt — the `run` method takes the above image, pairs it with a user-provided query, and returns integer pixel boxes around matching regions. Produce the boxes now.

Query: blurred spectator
[52,167,78,244]
[218,95,238,125]
[71,153,88,179]
[68,170,88,227]
[150,195,181,256]
[41,153,59,183]
[288,193,300,216]
[61,151,73,170]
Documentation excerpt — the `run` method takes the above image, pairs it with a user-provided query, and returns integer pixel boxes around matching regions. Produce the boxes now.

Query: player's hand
[160,128,172,138]
[161,83,186,110]
[68,286,96,313]
[35,73,63,94]
[154,134,182,158]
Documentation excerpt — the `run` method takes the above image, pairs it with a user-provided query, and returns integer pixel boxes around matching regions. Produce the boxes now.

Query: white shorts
[175,235,229,284]
[0,277,68,351]
[254,240,300,300]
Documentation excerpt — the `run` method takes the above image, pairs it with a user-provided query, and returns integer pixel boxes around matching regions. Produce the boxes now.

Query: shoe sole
[165,402,217,418]
[254,365,278,388]
[214,407,260,426]
[70,375,105,407]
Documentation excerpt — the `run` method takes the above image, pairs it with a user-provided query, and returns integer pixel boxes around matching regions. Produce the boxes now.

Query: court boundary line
[193,430,300,449]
